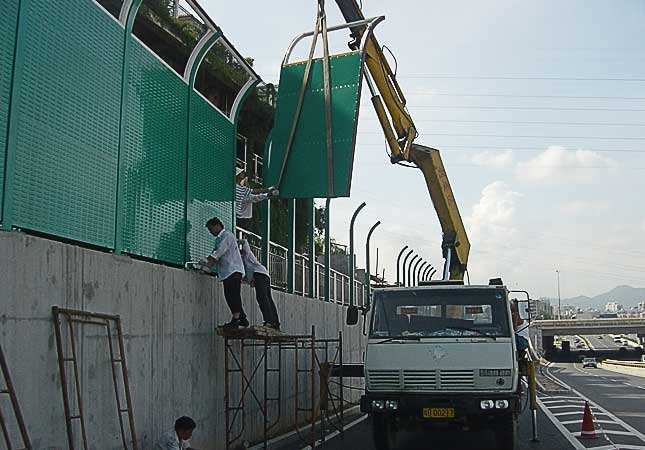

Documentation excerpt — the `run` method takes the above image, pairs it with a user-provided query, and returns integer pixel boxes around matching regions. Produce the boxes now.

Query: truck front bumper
[360,391,521,419]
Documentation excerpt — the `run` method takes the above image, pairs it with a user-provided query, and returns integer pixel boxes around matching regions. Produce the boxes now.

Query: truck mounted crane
[334,0,470,281]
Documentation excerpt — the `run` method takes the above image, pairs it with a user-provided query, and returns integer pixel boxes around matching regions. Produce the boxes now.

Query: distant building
[531,298,553,319]
[605,302,623,313]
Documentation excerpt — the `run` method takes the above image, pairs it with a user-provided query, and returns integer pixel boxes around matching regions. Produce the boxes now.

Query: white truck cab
[360,283,521,449]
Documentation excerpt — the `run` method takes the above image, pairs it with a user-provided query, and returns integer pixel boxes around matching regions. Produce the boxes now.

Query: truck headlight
[385,400,398,411]
[372,400,385,411]
[495,400,509,409]
[480,400,495,410]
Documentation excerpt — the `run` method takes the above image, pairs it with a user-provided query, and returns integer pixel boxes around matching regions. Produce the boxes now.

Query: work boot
[221,316,249,330]
[264,322,281,331]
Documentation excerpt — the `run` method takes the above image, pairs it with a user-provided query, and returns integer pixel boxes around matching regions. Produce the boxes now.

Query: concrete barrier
[0,231,365,449]
[599,360,645,378]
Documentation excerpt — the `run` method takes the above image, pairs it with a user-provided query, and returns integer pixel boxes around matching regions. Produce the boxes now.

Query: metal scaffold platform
[217,326,346,449]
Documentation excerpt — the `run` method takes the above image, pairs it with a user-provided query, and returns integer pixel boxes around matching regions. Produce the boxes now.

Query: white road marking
[573,430,635,437]
[548,365,645,443]
[537,397,588,450]
[560,419,616,425]
[547,404,590,410]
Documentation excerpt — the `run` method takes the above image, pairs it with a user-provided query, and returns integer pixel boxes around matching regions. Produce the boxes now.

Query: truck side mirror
[346,305,359,326]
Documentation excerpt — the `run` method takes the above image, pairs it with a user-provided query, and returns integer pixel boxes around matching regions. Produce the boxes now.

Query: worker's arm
[204,233,235,266]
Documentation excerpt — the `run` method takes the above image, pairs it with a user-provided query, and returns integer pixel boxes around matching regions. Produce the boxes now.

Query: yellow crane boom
[334,0,470,280]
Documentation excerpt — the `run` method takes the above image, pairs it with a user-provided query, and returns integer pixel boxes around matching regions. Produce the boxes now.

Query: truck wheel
[372,414,396,450]
[494,415,518,450]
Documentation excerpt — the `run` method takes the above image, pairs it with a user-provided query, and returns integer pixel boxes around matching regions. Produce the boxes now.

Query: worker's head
[206,217,224,236]
[235,167,247,185]
[174,416,196,440]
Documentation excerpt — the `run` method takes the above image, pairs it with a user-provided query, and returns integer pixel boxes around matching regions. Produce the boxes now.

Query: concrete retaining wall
[0,231,365,449]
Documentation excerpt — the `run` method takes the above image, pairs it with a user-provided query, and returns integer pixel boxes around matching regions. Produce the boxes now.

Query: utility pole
[556,269,561,320]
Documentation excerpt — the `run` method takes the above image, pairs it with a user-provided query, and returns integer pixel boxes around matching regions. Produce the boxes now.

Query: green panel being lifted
[0,0,19,221]
[117,39,188,265]
[266,51,364,198]
[186,91,235,262]
[7,0,123,247]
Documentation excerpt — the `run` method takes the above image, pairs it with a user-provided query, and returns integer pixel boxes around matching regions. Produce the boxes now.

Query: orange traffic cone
[580,401,597,439]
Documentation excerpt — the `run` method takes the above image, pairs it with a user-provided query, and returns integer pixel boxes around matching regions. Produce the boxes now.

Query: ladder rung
[112,359,123,363]
[63,358,75,362]
[0,390,9,394]
[70,415,81,420]
[119,409,130,413]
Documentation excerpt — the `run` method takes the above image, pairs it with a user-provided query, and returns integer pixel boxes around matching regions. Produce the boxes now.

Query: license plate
[422,407,455,419]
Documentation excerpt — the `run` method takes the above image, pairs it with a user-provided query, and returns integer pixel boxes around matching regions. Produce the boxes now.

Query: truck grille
[367,370,400,391]
[403,370,437,390]
[440,370,475,389]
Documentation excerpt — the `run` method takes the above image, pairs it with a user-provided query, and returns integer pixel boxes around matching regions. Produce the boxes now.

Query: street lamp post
[556,269,561,320]
[407,254,419,287]
[365,221,381,303]
[396,245,409,286]
[349,202,367,308]
[416,261,428,287]
[401,249,414,287]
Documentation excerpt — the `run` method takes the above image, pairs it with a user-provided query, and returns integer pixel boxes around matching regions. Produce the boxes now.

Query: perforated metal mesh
[266,52,364,198]
[0,0,19,221]
[118,40,189,265]
[9,0,123,247]
[186,92,235,260]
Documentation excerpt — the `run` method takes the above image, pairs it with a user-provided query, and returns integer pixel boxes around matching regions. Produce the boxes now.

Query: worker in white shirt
[235,168,278,227]
[239,239,280,330]
[201,217,248,330]
[157,416,197,450]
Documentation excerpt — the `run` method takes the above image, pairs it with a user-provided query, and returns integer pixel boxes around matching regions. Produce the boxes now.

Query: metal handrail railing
[236,227,366,303]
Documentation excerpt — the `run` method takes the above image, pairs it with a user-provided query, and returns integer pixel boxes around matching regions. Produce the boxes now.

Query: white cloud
[516,146,616,184]
[471,149,514,168]
[468,181,522,242]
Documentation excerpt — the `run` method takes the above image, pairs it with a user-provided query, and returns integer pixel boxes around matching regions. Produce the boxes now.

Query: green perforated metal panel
[186,92,235,261]
[266,52,363,198]
[118,39,188,265]
[8,0,123,247]
[0,0,20,221]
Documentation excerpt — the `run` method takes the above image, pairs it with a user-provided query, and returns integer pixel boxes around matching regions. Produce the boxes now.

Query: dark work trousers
[254,273,280,325]
[222,272,245,317]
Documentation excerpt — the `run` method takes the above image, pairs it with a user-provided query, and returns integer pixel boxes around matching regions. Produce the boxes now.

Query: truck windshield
[370,288,511,339]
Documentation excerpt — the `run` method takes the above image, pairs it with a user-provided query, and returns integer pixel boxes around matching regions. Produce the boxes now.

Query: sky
[200,0,645,299]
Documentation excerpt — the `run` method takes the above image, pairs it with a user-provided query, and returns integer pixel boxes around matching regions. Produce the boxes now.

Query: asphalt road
[274,363,645,450]
[289,404,570,450]
[584,334,625,351]
[546,362,645,444]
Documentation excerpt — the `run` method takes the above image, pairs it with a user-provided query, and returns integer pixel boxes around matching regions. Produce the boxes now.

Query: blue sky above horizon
[203,0,645,299]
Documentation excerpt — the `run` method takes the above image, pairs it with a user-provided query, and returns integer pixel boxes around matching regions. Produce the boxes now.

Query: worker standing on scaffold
[235,167,278,229]
[201,217,248,330]
[240,239,281,331]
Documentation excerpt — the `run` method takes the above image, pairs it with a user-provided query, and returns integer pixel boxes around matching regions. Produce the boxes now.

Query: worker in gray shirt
[201,217,248,330]
[240,239,280,330]
[157,416,197,450]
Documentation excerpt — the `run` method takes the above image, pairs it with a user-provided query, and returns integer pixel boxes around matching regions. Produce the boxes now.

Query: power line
[361,118,645,127]
[358,131,645,140]
[404,105,645,112]
[431,145,645,153]
[403,92,645,101]
[357,143,645,153]
[396,75,645,82]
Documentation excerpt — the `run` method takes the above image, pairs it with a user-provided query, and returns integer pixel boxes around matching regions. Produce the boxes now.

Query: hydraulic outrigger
[334,0,471,280]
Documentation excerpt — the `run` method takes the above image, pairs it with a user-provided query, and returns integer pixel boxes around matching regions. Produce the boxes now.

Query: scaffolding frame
[0,344,31,450]
[52,307,139,450]
[221,326,345,449]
